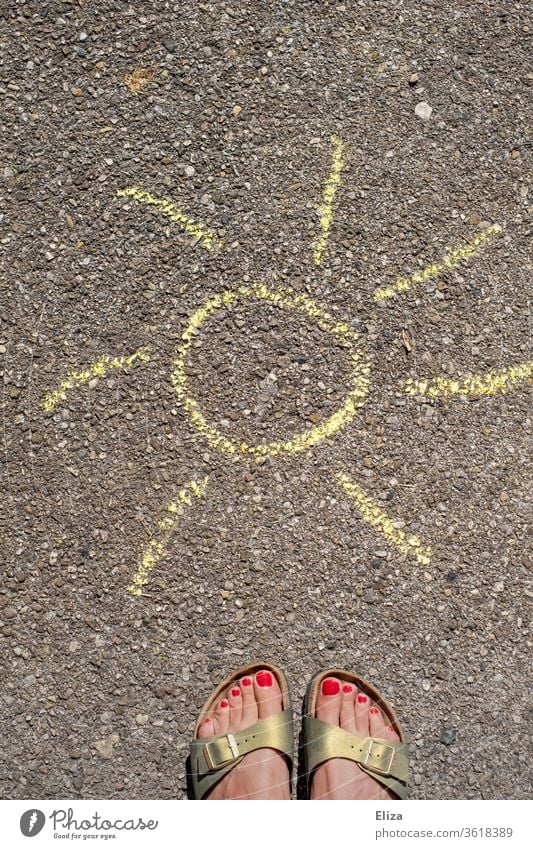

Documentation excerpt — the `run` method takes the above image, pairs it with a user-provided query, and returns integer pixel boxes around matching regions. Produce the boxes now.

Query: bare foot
[197,670,291,799]
[310,676,401,800]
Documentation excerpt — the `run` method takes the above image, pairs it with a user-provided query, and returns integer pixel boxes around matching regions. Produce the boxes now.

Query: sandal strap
[303,716,409,800]
[190,708,293,799]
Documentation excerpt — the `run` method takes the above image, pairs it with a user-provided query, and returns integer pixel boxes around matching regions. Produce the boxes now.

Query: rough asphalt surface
[1,0,531,800]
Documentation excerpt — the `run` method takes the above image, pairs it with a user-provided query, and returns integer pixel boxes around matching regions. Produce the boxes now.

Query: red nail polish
[256,671,273,688]
[219,700,228,708]
[343,684,353,693]
[357,695,368,703]
[204,718,211,724]
[231,688,240,697]
[322,679,340,696]
[242,678,252,687]
[370,707,379,715]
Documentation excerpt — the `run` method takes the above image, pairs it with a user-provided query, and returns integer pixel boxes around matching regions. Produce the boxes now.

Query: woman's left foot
[310,676,401,800]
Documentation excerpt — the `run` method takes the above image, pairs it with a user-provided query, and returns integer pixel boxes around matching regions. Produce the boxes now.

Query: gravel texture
[1,1,531,800]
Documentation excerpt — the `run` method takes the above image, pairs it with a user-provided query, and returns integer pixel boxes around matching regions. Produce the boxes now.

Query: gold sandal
[301,668,409,800]
[189,662,294,799]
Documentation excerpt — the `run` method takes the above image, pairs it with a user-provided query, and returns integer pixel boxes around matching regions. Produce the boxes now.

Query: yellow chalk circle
[116,187,223,250]
[171,284,370,460]
[374,224,501,301]
[128,476,209,597]
[41,346,151,412]
[313,135,346,266]
[404,361,533,400]
[337,472,432,566]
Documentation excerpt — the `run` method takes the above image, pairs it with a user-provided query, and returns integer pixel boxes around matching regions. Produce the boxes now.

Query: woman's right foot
[196,670,291,800]
[310,676,401,800]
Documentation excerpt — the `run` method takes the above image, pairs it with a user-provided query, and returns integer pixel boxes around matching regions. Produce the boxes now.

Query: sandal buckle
[203,733,240,770]
[361,738,395,775]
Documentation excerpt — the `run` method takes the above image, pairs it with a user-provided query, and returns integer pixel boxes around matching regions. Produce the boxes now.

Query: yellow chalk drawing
[123,67,156,93]
[41,129,533,600]
[313,135,346,266]
[171,283,370,459]
[41,347,151,412]
[128,476,209,597]
[337,473,432,566]
[404,361,533,399]
[374,224,501,301]
[116,188,222,250]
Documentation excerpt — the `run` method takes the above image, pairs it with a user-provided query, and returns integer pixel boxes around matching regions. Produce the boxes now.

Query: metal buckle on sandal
[361,738,396,775]
[203,733,240,770]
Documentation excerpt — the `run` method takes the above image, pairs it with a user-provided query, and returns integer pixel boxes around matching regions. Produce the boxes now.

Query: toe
[253,669,283,719]
[240,675,258,727]
[369,703,388,738]
[381,719,401,743]
[197,716,215,739]
[339,681,357,732]
[227,684,243,730]
[315,676,342,726]
[354,688,370,735]
[214,697,230,734]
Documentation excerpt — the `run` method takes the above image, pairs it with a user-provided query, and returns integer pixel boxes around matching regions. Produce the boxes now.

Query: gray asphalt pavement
[1,1,531,799]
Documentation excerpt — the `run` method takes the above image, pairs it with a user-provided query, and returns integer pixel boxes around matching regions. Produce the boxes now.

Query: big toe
[315,676,342,725]
[253,669,283,719]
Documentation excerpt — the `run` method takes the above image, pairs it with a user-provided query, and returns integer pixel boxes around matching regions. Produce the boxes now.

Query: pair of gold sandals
[189,662,408,800]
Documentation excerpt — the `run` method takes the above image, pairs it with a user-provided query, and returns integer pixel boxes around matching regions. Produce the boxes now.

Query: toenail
[256,671,273,688]
[242,678,252,687]
[357,695,368,703]
[231,688,240,697]
[219,700,229,708]
[322,679,340,696]
[204,718,212,724]
[387,724,394,732]
[370,707,379,715]
[343,684,353,693]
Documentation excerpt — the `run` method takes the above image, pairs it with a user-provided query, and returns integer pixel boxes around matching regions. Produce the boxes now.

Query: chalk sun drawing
[41,135,532,597]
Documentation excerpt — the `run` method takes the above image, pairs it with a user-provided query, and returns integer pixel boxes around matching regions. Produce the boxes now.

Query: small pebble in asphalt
[440,729,457,745]
[415,101,433,120]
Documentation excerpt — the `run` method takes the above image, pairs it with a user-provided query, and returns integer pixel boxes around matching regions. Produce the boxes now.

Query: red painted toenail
[231,688,240,697]
[370,707,379,715]
[219,700,229,708]
[256,671,273,688]
[204,718,211,724]
[322,679,340,696]
[357,695,368,703]
[343,684,353,693]
[242,678,252,687]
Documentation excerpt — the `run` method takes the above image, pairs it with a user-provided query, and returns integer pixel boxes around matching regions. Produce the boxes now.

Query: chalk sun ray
[313,134,346,266]
[403,361,533,400]
[41,346,151,412]
[128,476,209,596]
[336,472,432,566]
[374,224,501,302]
[116,187,223,250]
